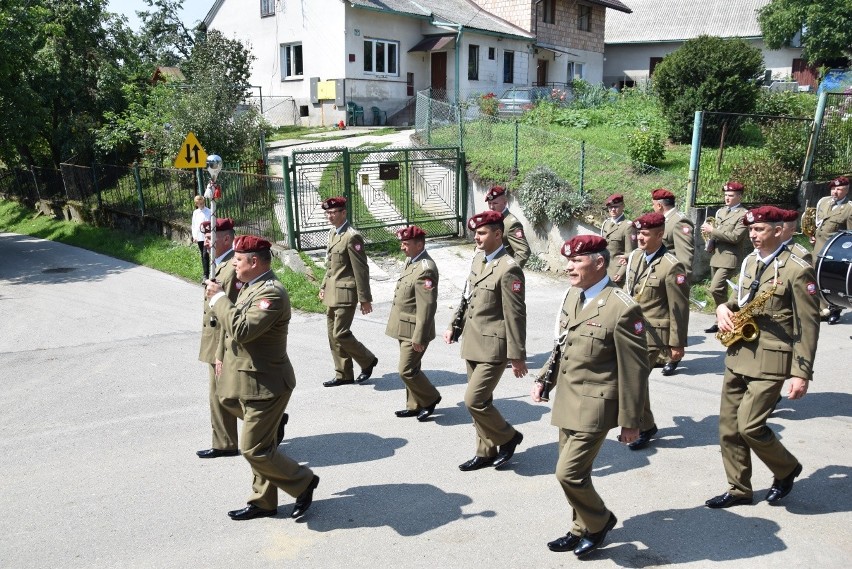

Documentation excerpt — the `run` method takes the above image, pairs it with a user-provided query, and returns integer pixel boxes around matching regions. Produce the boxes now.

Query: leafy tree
[758,0,852,66]
[653,36,764,143]
[136,0,201,66]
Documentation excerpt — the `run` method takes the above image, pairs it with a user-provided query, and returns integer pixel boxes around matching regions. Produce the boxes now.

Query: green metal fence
[809,92,852,181]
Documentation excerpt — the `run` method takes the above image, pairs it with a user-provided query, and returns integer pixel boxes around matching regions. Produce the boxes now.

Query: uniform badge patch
[676,274,686,285]
[423,278,434,290]
[512,280,522,293]
[515,229,524,238]
[354,242,362,251]
[682,225,691,234]
[807,282,817,295]
[235,281,244,290]
[633,321,645,335]
[258,299,271,310]
[630,233,637,241]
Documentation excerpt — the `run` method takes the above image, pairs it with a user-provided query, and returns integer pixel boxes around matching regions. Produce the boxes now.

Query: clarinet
[536,340,562,401]
[450,290,468,342]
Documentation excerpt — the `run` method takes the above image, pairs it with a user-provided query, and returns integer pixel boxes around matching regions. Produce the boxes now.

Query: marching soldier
[701,182,748,333]
[319,196,378,386]
[485,185,531,268]
[809,176,852,324]
[780,208,812,264]
[706,206,819,509]
[623,213,689,450]
[443,210,527,471]
[532,235,649,558]
[386,226,442,421]
[600,193,636,284]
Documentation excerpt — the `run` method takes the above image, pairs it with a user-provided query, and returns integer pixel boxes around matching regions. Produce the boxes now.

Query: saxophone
[715,282,776,347]
[702,216,716,252]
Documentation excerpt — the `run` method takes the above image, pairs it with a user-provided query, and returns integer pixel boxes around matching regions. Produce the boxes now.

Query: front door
[536,59,548,86]
[431,52,447,98]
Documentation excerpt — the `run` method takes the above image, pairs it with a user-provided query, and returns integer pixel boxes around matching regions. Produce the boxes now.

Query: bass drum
[816,230,852,309]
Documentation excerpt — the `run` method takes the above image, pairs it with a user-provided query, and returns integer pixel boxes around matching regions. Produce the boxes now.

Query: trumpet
[702,216,716,252]
[801,205,816,238]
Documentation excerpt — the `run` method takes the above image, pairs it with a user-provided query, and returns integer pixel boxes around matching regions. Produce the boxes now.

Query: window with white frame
[468,45,479,81]
[261,0,274,18]
[567,61,585,80]
[280,43,303,79]
[577,5,591,32]
[503,50,514,83]
[363,38,399,76]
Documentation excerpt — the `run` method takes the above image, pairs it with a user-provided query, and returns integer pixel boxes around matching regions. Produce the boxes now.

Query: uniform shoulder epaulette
[663,252,679,264]
[504,256,516,266]
[613,288,637,306]
[420,258,431,271]
[788,254,810,268]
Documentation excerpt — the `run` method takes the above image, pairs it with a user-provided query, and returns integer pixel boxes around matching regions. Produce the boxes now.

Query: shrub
[478,93,498,117]
[626,128,666,169]
[729,155,799,204]
[762,120,811,172]
[515,165,591,228]
[755,90,818,118]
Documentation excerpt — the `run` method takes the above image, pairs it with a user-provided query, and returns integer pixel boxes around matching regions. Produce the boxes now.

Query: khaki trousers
[556,428,611,535]
[397,340,440,410]
[464,360,517,457]
[708,265,737,307]
[637,348,665,431]
[208,364,242,450]
[326,305,376,381]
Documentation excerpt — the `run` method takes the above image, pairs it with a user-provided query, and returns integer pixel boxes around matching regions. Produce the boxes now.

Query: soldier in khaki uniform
[600,193,635,284]
[485,185,531,268]
[532,235,649,558]
[624,213,689,449]
[706,206,819,509]
[444,210,527,471]
[206,235,319,521]
[809,176,852,324]
[319,196,378,386]
[196,218,244,458]
[701,182,748,333]
[780,208,812,264]
[385,226,442,421]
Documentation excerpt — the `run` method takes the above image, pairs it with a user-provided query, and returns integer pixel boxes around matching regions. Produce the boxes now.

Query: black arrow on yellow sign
[173,132,208,169]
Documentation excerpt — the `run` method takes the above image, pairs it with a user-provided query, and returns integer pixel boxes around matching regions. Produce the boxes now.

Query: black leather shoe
[547,533,582,552]
[395,409,419,418]
[356,358,378,383]
[628,425,658,450]
[228,504,277,520]
[276,413,289,445]
[828,310,841,325]
[661,361,680,376]
[292,475,320,518]
[458,456,495,471]
[492,431,524,468]
[704,324,719,333]
[416,396,442,422]
[196,448,240,459]
[705,492,753,509]
[766,463,803,503]
[573,513,617,558]
[323,378,355,387]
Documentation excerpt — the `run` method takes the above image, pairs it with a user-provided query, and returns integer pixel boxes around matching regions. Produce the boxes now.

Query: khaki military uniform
[198,249,243,450]
[785,240,812,265]
[718,249,819,499]
[663,209,695,281]
[502,210,531,269]
[812,196,852,311]
[321,222,376,381]
[706,205,748,307]
[548,283,649,536]
[449,248,526,457]
[211,270,315,510]
[601,216,636,282]
[625,248,689,429]
[385,252,441,410]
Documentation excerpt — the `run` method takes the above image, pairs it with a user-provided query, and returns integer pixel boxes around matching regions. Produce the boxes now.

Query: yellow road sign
[173,132,208,168]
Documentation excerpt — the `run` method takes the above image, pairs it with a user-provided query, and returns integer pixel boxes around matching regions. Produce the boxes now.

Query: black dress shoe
[492,431,524,468]
[704,324,719,333]
[766,463,803,503]
[458,456,495,471]
[323,378,355,387]
[395,409,419,418]
[416,396,442,422]
[276,412,289,445]
[547,533,582,552]
[356,357,378,383]
[292,475,320,518]
[705,492,753,509]
[228,504,277,521]
[573,513,617,558]
[196,448,240,459]
[628,425,658,450]
[828,310,841,325]
[661,361,680,376]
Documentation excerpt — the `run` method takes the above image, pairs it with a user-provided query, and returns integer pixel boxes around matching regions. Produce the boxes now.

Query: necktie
[578,291,586,310]
[747,260,766,302]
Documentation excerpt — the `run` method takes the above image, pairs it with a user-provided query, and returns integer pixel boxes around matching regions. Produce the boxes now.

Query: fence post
[343,149,352,223]
[579,141,585,195]
[282,156,297,249]
[132,163,145,216]
[30,167,41,201]
[513,120,519,174]
[802,91,828,183]
[458,150,468,234]
[91,162,102,210]
[687,111,704,208]
[427,91,433,145]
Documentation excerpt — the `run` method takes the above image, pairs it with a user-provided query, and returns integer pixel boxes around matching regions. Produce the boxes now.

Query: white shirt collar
[214,248,233,266]
[484,245,505,263]
[581,275,611,307]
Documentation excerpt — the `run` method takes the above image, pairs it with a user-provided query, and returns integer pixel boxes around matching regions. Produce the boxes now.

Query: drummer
[809,176,852,324]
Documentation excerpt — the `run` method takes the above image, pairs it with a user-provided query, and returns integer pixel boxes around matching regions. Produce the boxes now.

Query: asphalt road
[1,232,850,568]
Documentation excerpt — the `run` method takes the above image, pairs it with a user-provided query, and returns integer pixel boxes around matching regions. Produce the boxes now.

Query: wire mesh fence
[810,91,852,181]
[245,95,300,127]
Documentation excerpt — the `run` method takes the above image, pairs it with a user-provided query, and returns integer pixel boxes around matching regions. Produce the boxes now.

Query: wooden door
[536,59,548,86]
[431,52,447,96]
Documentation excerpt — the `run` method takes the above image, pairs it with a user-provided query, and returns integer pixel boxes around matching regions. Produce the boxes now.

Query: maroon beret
[633,212,665,229]
[723,181,745,192]
[830,176,850,187]
[780,208,800,223]
[651,188,675,201]
[742,206,785,226]
[233,235,272,253]
[396,225,427,240]
[605,193,624,206]
[200,217,234,233]
[321,196,347,210]
[484,186,507,202]
[561,235,608,258]
[468,210,504,230]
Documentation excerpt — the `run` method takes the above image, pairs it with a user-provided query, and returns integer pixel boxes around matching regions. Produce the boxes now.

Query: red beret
[830,176,850,187]
[396,226,427,240]
[468,210,504,230]
[200,217,235,233]
[322,196,347,210]
[633,212,665,229]
[742,206,784,226]
[651,188,675,201]
[780,208,800,222]
[605,193,624,206]
[723,181,744,192]
[233,235,272,253]
[561,235,608,258]
[484,186,507,202]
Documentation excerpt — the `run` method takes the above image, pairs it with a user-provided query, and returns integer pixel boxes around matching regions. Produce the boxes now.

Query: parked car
[496,87,551,116]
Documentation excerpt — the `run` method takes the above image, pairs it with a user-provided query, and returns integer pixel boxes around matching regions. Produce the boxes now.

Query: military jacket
[450,248,526,362]
[321,223,372,307]
[813,196,852,255]
[601,216,636,280]
[723,250,819,381]
[663,210,695,279]
[785,240,812,265]
[198,249,239,364]
[708,205,748,269]
[385,252,438,345]
[503,211,531,268]
[549,283,649,432]
[211,271,296,400]
[624,248,689,349]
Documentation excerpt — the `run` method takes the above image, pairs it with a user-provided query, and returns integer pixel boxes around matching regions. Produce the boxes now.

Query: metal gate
[284,146,465,250]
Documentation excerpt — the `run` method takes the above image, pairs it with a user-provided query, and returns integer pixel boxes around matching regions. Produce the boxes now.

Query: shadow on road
[286,432,406,467]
